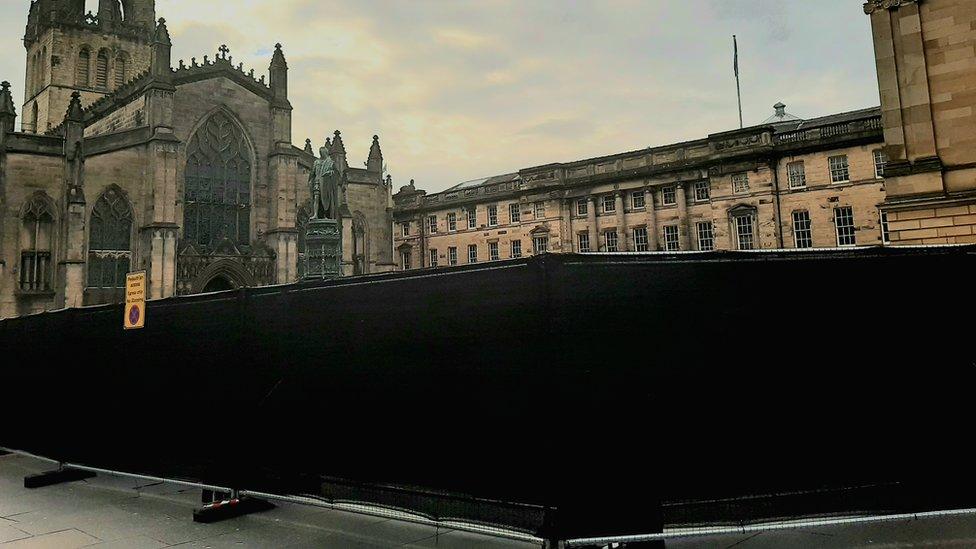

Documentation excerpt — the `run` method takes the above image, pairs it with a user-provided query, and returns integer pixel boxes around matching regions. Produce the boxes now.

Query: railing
[776,116,882,144]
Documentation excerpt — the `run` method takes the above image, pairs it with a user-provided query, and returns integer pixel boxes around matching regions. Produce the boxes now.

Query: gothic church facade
[1,0,395,318]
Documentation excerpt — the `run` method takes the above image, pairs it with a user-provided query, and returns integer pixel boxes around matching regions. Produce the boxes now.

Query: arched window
[184,111,252,248]
[352,214,368,275]
[88,187,133,289]
[114,52,128,89]
[76,48,91,87]
[20,195,55,292]
[28,102,38,134]
[95,49,109,89]
[40,46,47,90]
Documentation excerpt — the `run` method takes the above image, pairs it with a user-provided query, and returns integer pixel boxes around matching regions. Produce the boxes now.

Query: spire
[0,81,16,118]
[330,130,346,173]
[0,81,16,134]
[151,18,172,77]
[65,91,84,123]
[269,43,288,100]
[367,134,383,173]
[331,130,346,155]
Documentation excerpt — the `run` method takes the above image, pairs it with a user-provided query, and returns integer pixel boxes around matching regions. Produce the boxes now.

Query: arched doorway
[202,275,235,293]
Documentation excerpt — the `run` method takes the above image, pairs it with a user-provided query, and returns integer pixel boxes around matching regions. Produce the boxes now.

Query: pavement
[0,453,543,548]
[5,451,976,548]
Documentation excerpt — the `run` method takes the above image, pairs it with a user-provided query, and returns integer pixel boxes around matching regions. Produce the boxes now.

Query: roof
[443,173,520,193]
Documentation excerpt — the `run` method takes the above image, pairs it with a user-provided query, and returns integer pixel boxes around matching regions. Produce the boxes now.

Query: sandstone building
[0,0,395,318]
[865,0,976,245]
[393,105,889,269]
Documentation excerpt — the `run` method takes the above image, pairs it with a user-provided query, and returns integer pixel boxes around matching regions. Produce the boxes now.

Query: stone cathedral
[0,0,395,318]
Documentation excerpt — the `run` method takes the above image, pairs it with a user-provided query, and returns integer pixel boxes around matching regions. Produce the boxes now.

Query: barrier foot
[193,496,275,523]
[24,467,96,489]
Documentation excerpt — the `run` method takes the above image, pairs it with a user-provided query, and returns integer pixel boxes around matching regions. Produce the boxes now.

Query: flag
[733,35,739,78]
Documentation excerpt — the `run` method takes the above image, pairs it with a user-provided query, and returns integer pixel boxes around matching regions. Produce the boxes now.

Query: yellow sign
[124,271,147,330]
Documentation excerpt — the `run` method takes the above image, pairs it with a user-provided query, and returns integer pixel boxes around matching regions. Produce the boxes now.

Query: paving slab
[0,453,540,549]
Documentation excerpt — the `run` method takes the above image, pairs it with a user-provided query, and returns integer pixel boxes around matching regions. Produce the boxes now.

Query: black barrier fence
[2,246,975,542]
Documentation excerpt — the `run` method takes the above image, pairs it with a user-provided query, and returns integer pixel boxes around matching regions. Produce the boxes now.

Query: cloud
[0,0,879,192]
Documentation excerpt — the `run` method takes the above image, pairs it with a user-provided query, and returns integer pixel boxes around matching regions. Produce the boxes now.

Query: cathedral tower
[22,0,155,133]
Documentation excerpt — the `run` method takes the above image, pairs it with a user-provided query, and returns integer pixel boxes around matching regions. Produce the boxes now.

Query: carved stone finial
[203,55,209,65]
[864,0,922,14]
[191,57,197,67]
[218,44,230,59]
[179,59,186,69]
[0,81,16,117]
[66,91,84,122]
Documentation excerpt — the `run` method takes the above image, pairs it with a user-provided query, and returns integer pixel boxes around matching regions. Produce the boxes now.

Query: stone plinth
[304,218,342,280]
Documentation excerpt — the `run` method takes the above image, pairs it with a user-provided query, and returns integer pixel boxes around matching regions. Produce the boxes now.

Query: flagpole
[734,35,743,129]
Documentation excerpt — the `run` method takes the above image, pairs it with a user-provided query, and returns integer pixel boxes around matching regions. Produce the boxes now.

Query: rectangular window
[534,202,545,219]
[489,241,500,261]
[576,199,588,216]
[533,235,549,254]
[787,161,806,189]
[792,210,813,249]
[448,246,458,266]
[880,210,890,245]
[664,225,680,251]
[829,155,850,183]
[427,215,437,234]
[634,227,649,252]
[734,215,755,250]
[834,206,856,246]
[874,150,887,179]
[401,222,410,237]
[468,244,478,264]
[400,250,411,270]
[605,231,619,252]
[631,190,646,210]
[694,180,710,202]
[662,186,677,206]
[429,249,438,267]
[467,207,477,229]
[488,205,498,227]
[447,212,457,232]
[732,173,750,194]
[509,203,521,223]
[578,233,591,253]
[602,195,616,213]
[511,239,522,258]
[696,222,715,251]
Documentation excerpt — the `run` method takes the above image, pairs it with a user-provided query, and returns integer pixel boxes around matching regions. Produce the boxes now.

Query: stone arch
[193,259,255,294]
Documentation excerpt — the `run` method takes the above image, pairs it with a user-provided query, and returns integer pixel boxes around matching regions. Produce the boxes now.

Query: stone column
[559,199,572,253]
[645,186,659,250]
[676,182,690,250]
[586,196,598,252]
[614,191,628,252]
[61,189,87,308]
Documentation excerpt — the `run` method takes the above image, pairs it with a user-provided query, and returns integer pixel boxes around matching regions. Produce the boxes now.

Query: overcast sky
[1,0,879,192]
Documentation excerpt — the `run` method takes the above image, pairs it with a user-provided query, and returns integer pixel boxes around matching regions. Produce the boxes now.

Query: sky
[0,0,880,193]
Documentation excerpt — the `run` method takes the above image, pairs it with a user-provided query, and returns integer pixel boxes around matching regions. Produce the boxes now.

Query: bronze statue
[309,144,341,220]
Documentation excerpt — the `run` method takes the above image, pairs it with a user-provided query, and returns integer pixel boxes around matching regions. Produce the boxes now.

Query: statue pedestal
[303,218,342,280]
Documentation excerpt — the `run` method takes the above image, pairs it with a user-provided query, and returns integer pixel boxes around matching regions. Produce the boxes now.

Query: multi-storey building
[864,0,976,245]
[393,105,889,269]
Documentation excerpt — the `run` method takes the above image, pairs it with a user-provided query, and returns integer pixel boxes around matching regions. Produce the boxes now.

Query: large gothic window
[88,187,133,289]
[20,195,54,292]
[184,112,252,249]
